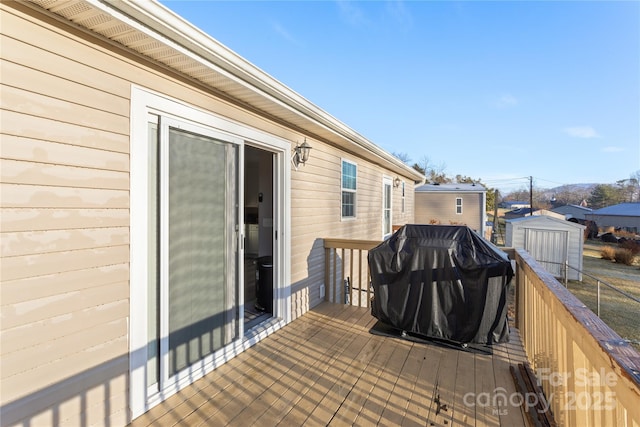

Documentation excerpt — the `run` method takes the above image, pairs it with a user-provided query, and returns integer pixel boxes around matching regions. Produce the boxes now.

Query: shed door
[524,228,568,278]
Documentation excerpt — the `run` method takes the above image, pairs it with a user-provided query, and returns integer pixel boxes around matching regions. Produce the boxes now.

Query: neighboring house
[499,200,530,210]
[414,183,487,236]
[551,204,593,223]
[505,215,585,280]
[584,203,640,233]
[0,1,424,426]
[504,208,564,220]
[503,207,535,219]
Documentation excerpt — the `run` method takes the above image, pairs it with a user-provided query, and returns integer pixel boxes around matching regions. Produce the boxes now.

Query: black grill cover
[369,224,513,345]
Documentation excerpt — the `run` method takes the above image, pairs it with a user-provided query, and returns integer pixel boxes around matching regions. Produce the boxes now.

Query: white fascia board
[94,0,423,181]
[416,190,487,194]
[90,0,304,116]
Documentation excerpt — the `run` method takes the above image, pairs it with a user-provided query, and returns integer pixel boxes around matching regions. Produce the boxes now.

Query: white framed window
[401,181,406,214]
[382,177,392,238]
[341,159,357,218]
[456,197,463,214]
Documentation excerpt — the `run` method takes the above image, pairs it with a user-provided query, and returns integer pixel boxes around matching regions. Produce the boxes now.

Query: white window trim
[382,176,393,239]
[456,197,463,215]
[401,181,406,214]
[341,158,357,220]
[129,85,291,418]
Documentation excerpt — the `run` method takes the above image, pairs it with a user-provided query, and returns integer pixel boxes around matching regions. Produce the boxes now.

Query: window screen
[341,160,357,218]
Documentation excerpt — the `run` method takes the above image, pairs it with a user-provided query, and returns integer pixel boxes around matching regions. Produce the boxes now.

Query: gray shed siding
[506,216,585,281]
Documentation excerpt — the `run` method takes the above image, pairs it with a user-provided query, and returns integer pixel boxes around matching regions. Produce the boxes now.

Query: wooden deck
[129,303,528,427]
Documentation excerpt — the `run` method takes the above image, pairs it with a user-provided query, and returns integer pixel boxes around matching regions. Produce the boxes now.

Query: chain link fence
[542,260,640,350]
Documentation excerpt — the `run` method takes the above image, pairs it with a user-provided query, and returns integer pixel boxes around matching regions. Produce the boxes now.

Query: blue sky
[160,0,639,194]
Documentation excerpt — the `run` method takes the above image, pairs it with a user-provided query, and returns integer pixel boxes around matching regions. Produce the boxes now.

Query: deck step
[510,362,557,427]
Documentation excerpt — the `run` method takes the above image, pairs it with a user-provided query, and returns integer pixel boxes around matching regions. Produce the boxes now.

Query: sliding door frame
[130,86,291,418]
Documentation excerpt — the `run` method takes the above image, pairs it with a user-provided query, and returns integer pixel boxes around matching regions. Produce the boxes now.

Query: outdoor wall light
[292,139,312,169]
[394,177,401,188]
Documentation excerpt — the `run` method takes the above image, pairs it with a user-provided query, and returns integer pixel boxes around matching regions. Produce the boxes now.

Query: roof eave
[35,0,424,182]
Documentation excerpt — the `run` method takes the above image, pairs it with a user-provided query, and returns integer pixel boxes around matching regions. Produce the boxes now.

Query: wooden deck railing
[323,238,380,307]
[514,248,640,427]
[322,238,640,426]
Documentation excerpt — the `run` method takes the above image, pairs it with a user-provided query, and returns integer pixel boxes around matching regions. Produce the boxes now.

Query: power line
[482,177,530,184]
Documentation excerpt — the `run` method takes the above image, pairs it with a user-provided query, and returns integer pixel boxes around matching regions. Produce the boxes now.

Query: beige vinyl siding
[1,4,144,425]
[289,144,416,316]
[415,192,483,231]
[1,207,130,233]
[1,2,418,425]
[393,180,415,227]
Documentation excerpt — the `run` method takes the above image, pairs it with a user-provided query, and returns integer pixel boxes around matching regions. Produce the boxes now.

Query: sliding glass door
[131,88,291,418]
[147,116,240,394]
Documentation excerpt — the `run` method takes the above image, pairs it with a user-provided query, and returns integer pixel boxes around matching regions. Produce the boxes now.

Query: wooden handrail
[323,238,381,250]
[323,238,381,307]
[514,248,640,426]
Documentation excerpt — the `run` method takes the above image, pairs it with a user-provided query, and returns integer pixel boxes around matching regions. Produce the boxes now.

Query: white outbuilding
[506,215,585,281]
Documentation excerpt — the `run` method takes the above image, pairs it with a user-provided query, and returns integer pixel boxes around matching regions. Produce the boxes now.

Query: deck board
[452,349,477,425]
[402,343,444,427]
[348,329,398,426]
[476,348,499,427]
[428,342,459,426]
[128,303,528,427]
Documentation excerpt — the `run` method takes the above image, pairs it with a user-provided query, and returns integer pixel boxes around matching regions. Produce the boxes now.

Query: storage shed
[506,216,585,280]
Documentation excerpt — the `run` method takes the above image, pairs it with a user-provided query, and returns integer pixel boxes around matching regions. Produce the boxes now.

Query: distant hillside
[504,183,599,207]
[548,183,599,193]
[503,181,638,208]
[539,183,597,206]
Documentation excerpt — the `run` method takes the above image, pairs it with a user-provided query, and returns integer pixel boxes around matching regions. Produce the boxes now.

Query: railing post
[332,250,337,303]
[349,248,354,305]
[324,247,330,302]
[515,257,521,330]
[597,280,601,317]
[340,248,345,304]
[358,250,363,307]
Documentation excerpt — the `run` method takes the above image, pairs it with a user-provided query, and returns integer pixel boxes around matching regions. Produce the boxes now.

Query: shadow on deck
[130,303,528,426]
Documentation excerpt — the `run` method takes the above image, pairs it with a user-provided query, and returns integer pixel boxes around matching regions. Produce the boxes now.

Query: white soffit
[27,0,423,181]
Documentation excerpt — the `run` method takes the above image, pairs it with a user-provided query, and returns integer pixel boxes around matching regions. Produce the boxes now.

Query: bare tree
[392,152,412,164]
[418,156,449,183]
[628,170,640,202]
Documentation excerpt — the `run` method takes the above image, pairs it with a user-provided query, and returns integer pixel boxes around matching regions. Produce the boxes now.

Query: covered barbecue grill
[369,224,513,345]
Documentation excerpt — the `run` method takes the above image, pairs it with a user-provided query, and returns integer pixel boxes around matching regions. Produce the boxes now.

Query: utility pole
[491,189,499,244]
[529,176,533,216]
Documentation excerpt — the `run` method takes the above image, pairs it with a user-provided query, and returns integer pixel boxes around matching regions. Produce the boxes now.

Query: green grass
[566,240,640,351]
